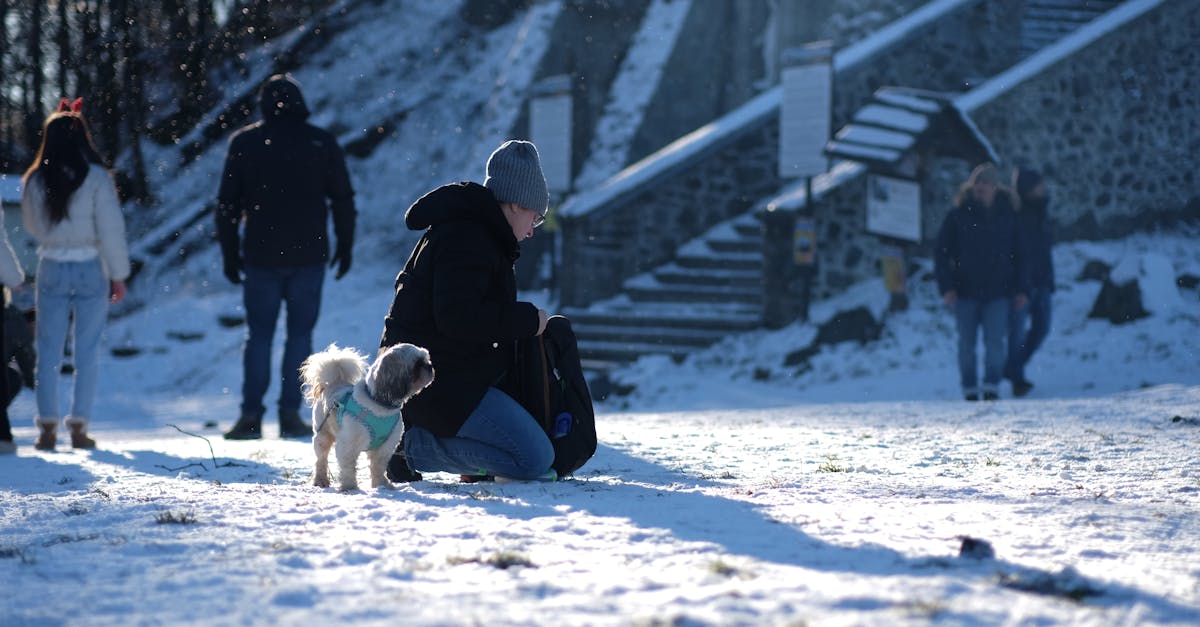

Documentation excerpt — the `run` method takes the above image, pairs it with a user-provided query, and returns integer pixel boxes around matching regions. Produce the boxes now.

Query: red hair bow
[57,97,84,113]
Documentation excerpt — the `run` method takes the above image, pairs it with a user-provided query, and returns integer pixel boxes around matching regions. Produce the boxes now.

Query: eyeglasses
[532,211,546,229]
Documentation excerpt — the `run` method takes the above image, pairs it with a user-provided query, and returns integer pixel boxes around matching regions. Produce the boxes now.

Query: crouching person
[380,140,555,483]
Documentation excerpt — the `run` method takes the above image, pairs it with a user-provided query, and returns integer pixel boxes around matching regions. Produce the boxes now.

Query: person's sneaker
[223,414,262,440]
[495,469,558,483]
[278,411,312,439]
[982,391,1000,401]
[1011,380,1034,398]
[385,453,423,483]
[0,439,16,454]
[964,393,980,402]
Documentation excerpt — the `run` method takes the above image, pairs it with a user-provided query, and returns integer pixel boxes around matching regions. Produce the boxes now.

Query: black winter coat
[1017,195,1055,291]
[216,118,355,268]
[935,191,1030,301]
[380,182,541,437]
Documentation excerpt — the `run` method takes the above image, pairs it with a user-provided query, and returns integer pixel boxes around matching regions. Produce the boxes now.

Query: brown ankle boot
[69,423,96,449]
[35,423,57,451]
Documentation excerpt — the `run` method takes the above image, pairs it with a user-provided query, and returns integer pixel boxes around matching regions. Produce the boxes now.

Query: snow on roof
[834,125,915,150]
[824,141,904,164]
[0,174,21,204]
[559,0,976,219]
[873,89,942,114]
[852,104,929,133]
[955,0,1163,112]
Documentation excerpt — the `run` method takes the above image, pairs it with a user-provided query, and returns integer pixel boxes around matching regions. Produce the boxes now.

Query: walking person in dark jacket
[216,74,356,440]
[1005,167,1054,397]
[935,163,1028,401]
[380,140,555,483]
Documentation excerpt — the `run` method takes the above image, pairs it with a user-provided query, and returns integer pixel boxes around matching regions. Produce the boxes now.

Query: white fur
[299,343,433,491]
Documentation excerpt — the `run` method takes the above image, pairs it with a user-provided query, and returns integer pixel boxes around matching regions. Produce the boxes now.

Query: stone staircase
[1021,0,1123,57]
[562,212,765,369]
[564,0,1135,371]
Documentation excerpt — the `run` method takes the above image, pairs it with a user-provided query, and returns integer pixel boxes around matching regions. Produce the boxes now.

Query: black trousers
[0,311,11,441]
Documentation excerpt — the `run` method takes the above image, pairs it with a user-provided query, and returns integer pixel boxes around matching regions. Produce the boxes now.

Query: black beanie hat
[1015,167,1044,199]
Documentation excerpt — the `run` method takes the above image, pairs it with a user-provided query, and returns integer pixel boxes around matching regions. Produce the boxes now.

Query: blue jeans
[403,387,555,479]
[35,258,109,424]
[242,263,324,418]
[1007,287,1052,383]
[954,297,1008,395]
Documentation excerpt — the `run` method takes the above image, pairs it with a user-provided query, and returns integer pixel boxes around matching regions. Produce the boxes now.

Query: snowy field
[2,230,1198,626]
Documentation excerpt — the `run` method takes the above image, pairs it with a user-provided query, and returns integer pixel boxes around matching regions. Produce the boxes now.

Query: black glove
[330,242,351,280]
[223,253,243,285]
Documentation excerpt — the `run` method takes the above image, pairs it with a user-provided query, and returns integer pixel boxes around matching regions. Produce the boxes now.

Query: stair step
[626,283,762,304]
[652,264,762,288]
[675,251,762,271]
[572,323,730,346]
[563,304,762,331]
[706,237,761,254]
[577,339,698,364]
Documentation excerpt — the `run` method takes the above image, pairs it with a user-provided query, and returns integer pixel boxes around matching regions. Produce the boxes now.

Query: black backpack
[505,315,597,477]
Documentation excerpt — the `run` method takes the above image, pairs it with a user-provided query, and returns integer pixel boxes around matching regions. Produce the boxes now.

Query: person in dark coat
[935,163,1028,401]
[1005,167,1054,397]
[216,74,356,440]
[380,140,554,482]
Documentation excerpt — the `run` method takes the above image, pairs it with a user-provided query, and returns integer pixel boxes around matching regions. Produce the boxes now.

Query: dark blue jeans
[242,263,324,418]
[955,297,1008,396]
[403,387,555,480]
[1006,286,1052,383]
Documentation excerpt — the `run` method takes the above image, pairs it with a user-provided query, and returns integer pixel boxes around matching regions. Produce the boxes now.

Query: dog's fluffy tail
[300,344,367,405]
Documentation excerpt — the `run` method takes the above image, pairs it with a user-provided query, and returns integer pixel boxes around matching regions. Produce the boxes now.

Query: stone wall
[560,0,1015,307]
[942,0,1200,243]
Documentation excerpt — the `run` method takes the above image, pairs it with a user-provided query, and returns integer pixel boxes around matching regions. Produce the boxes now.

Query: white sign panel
[530,94,573,194]
[778,61,831,178]
[866,175,922,242]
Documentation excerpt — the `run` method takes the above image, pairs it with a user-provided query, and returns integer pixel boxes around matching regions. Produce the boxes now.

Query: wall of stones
[559,0,1016,307]
[942,0,1200,243]
[831,0,1022,129]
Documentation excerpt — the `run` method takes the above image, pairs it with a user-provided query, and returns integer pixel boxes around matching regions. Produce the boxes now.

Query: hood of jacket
[259,75,310,123]
[405,181,520,261]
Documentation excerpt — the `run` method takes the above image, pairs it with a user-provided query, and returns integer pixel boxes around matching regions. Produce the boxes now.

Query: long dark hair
[22,110,106,225]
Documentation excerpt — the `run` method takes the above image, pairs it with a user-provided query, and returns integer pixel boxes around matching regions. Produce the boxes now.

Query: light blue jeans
[954,297,1008,396]
[403,387,555,480]
[35,258,110,425]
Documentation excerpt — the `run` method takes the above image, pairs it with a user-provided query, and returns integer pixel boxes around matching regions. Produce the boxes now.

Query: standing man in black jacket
[216,74,356,439]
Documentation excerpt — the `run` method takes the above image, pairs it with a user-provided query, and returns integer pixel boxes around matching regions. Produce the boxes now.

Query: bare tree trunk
[124,0,149,203]
[25,0,45,149]
[96,0,120,160]
[0,0,9,158]
[57,0,71,97]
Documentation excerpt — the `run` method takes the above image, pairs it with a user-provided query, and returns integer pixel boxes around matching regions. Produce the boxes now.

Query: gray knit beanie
[484,140,549,216]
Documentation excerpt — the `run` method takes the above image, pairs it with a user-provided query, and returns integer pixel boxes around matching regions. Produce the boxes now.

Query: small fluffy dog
[300,343,434,491]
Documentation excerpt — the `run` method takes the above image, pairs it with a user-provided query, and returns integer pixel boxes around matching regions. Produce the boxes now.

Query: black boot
[386,452,423,483]
[223,414,262,440]
[278,410,312,439]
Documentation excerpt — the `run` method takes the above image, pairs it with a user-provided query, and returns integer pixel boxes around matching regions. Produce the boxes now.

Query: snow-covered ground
[2,227,1198,626]
[3,1,1199,624]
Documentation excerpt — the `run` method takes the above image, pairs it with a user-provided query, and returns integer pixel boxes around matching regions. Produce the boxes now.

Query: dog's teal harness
[336,389,401,451]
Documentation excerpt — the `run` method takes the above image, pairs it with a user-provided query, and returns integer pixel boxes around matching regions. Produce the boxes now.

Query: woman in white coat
[21,99,130,451]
